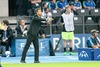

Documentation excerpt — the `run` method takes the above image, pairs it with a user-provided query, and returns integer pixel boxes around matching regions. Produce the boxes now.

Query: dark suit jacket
[15,25,27,34]
[0,26,13,40]
[28,14,46,36]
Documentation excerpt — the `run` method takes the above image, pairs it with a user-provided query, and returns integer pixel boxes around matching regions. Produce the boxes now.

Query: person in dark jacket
[20,8,53,63]
[15,20,27,37]
[0,20,13,57]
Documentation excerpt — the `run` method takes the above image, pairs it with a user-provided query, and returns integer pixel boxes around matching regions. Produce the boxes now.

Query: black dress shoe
[34,61,40,63]
[20,60,26,63]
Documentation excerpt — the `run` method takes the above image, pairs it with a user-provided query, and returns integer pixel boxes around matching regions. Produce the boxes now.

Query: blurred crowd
[16,0,100,16]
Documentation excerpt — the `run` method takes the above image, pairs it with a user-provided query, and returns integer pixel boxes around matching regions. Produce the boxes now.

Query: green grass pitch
[1,62,100,67]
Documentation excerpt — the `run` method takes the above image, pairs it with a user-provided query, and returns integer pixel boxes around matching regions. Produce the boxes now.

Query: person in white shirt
[42,8,52,18]
[61,6,74,55]
[42,8,52,24]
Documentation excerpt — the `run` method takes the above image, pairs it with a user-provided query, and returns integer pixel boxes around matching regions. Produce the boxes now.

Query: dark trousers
[21,34,39,61]
[1,40,11,51]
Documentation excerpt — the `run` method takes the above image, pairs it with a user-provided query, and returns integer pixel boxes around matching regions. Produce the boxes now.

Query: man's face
[66,7,71,14]
[44,4,47,8]
[45,9,49,13]
[37,9,42,16]
[94,32,98,37]
[20,20,25,26]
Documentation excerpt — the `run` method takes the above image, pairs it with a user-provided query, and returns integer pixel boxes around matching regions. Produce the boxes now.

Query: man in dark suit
[0,20,13,57]
[20,8,53,63]
[15,20,27,37]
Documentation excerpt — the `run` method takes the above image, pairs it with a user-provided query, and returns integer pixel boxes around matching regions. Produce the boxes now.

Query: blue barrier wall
[11,38,50,56]
[51,34,100,52]
[11,34,100,56]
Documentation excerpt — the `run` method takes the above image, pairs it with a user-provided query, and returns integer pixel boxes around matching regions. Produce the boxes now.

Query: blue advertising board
[50,34,91,52]
[11,38,50,56]
[78,48,94,60]
[11,34,100,56]
[94,48,100,60]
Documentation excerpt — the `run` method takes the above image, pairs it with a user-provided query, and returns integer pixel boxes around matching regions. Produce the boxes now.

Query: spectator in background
[48,0,58,10]
[57,0,68,11]
[0,20,13,57]
[87,29,100,48]
[41,8,52,33]
[31,0,42,8]
[15,20,27,37]
[42,8,52,19]
[83,0,96,10]
[28,0,42,15]
[42,3,48,13]
[69,0,82,15]
[31,0,42,9]
[71,0,82,11]
[41,8,52,32]
[0,22,4,54]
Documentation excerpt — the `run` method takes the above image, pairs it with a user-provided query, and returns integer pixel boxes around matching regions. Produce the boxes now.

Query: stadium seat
[74,16,83,24]
[85,25,98,33]
[85,16,96,23]
[50,9,62,34]
[97,16,100,23]
[76,9,89,16]
[96,1,100,8]
[50,9,61,17]
[74,25,83,34]
[85,16,98,33]
[74,16,83,33]
[97,17,100,32]
[90,9,100,15]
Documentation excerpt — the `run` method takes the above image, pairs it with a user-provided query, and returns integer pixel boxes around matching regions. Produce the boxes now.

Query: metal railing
[0,15,100,35]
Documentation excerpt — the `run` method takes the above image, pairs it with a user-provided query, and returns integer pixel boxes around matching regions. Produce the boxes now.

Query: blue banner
[11,38,50,56]
[51,34,91,52]
[11,34,100,56]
